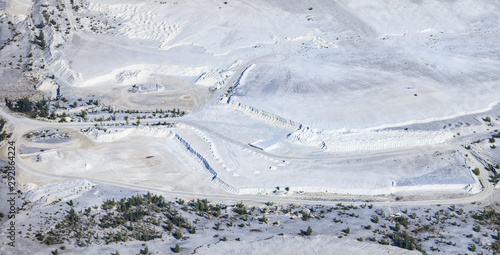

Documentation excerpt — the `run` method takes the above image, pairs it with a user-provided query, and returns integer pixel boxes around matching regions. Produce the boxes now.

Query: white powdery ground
[0,180,495,255]
[1,1,499,251]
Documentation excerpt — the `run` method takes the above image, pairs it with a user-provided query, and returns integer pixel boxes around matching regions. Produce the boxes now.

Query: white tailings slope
[173,132,239,194]
[228,101,300,129]
[23,179,94,207]
[3,0,496,200]
[287,125,453,152]
[85,126,174,143]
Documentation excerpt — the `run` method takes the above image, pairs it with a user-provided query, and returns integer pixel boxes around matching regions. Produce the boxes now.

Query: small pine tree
[174,230,182,239]
[474,168,480,176]
[306,226,312,236]
[173,244,180,253]
[39,31,46,49]
[394,223,400,232]
[471,244,476,252]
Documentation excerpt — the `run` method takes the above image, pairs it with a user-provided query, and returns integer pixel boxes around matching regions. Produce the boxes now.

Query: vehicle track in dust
[0,106,498,210]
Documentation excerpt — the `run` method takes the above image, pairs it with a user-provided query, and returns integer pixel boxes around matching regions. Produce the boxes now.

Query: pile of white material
[35,79,58,98]
[228,101,300,129]
[195,60,242,89]
[35,151,64,162]
[287,125,453,152]
[129,84,167,93]
[85,127,173,143]
[116,70,150,85]
[5,0,31,18]
[83,64,206,87]
[23,179,94,207]
[286,125,326,150]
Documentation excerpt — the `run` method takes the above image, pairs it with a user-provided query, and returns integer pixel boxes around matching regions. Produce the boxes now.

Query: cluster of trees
[394,216,409,228]
[388,231,419,251]
[5,97,52,119]
[232,202,249,215]
[190,199,228,217]
[39,193,179,246]
[88,99,99,106]
[5,97,32,112]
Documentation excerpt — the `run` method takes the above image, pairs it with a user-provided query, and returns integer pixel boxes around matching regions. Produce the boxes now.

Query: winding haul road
[0,13,498,207]
[0,101,498,210]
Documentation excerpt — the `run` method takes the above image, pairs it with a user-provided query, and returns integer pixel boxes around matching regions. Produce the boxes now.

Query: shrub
[389,231,420,251]
[173,244,180,253]
[260,215,267,223]
[174,230,182,239]
[470,244,476,252]
[394,223,401,232]
[305,226,312,236]
[474,168,480,176]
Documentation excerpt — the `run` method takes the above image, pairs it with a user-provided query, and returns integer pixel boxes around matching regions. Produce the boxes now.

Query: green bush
[474,168,480,176]
[305,226,312,236]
